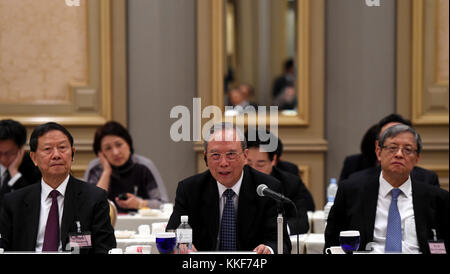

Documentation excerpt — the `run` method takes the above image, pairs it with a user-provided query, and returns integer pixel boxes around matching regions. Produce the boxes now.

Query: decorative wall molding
[0,0,113,126]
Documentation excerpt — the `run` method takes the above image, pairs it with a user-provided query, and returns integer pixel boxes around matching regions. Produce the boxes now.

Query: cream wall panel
[1,0,127,182]
[0,0,88,104]
[397,0,449,191]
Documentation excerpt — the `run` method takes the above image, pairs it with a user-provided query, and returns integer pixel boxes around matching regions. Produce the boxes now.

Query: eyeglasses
[207,152,242,161]
[381,145,418,156]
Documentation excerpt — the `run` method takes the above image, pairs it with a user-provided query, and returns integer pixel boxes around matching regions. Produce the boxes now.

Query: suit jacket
[271,166,312,235]
[339,153,374,182]
[0,153,41,208]
[340,153,440,187]
[276,160,300,177]
[325,167,449,253]
[0,175,116,253]
[166,166,292,253]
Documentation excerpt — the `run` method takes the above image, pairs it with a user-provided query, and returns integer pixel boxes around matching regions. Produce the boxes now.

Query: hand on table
[253,244,272,254]
[115,193,145,210]
[176,244,197,254]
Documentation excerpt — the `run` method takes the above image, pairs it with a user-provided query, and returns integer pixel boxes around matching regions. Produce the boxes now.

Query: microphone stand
[288,201,300,255]
[276,201,283,254]
[276,200,300,255]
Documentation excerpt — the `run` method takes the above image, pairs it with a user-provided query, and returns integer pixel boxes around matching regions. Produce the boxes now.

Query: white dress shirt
[35,175,69,252]
[0,164,22,188]
[371,172,420,254]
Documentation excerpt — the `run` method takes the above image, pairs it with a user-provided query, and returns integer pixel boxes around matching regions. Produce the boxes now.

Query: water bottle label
[177,229,192,243]
[328,197,335,203]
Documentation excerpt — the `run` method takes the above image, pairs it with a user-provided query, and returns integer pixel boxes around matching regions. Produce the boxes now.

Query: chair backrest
[108,199,118,227]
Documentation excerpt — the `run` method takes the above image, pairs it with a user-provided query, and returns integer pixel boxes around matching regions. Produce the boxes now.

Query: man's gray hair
[203,122,247,152]
[378,124,422,154]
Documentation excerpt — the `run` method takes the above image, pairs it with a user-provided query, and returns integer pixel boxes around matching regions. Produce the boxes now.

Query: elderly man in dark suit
[339,114,440,187]
[0,122,116,253]
[325,125,449,253]
[166,123,291,254]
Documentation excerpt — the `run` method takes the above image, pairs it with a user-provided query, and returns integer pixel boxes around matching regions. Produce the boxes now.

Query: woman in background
[85,121,168,213]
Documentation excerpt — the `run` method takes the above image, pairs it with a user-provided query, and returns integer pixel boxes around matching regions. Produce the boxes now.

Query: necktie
[0,170,11,194]
[219,189,237,251]
[385,188,402,253]
[43,190,60,252]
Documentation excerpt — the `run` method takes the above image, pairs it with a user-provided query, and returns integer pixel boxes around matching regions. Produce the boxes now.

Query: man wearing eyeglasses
[166,122,292,254]
[325,124,449,254]
[0,119,41,209]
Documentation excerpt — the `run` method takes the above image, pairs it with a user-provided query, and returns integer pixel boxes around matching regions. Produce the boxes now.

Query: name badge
[428,241,446,254]
[69,233,92,248]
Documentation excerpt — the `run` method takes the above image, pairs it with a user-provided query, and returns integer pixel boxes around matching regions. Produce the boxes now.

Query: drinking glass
[339,230,360,254]
[155,232,177,254]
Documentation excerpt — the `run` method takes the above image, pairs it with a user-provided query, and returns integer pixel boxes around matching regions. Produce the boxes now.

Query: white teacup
[138,224,151,235]
[160,203,174,215]
[125,245,152,254]
[108,248,123,254]
[325,246,345,254]
[152,222,167,235]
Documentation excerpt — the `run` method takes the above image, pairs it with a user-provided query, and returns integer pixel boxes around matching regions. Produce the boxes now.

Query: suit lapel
[60,176,81,250]
[236,167,257,249]
[23,183,41,250]
[200,174,220,249]
[411,179,429,253]
[363,171,380,245]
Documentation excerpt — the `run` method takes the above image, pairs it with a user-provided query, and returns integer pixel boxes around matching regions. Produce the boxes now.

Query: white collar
[217,170,244,198]
[41,175,70,198]
[379,171,412,198]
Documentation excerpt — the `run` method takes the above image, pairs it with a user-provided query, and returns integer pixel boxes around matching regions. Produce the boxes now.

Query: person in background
[166,122,291,254]
[0,122,116,253]
[339,113,440,187]
[0,119,41,208]
[245,129,313,234]
[272,58,295,100]
[274,84,298,110]
[84,121,167,213]
[274,137,300,178]
[339,124,378,181]
[325,124,448,253]
[238,83,258,109]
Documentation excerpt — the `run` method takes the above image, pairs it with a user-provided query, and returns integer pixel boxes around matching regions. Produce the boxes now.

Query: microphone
[256,184,292,203]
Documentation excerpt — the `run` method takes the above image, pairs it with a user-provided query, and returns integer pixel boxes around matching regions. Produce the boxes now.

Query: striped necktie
[385,188,402,253]
[219,189,237,251]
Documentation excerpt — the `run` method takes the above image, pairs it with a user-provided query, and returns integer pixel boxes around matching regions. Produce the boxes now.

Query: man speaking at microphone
[167,123,291,254]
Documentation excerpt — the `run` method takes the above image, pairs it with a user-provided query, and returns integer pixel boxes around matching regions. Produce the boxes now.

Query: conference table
[113,210,326,254]
[115,213,171,231]
[115,210,326,233]
[114,233,324,254]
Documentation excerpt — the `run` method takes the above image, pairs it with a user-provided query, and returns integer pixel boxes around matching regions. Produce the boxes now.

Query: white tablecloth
[290,233,325,254]
[115,235,158,254]
[115,214,170,231]
[115,233,324,255]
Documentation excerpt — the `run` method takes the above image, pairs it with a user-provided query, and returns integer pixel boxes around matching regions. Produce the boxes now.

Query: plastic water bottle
[323,178,338,221]
[176,215,192,253]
